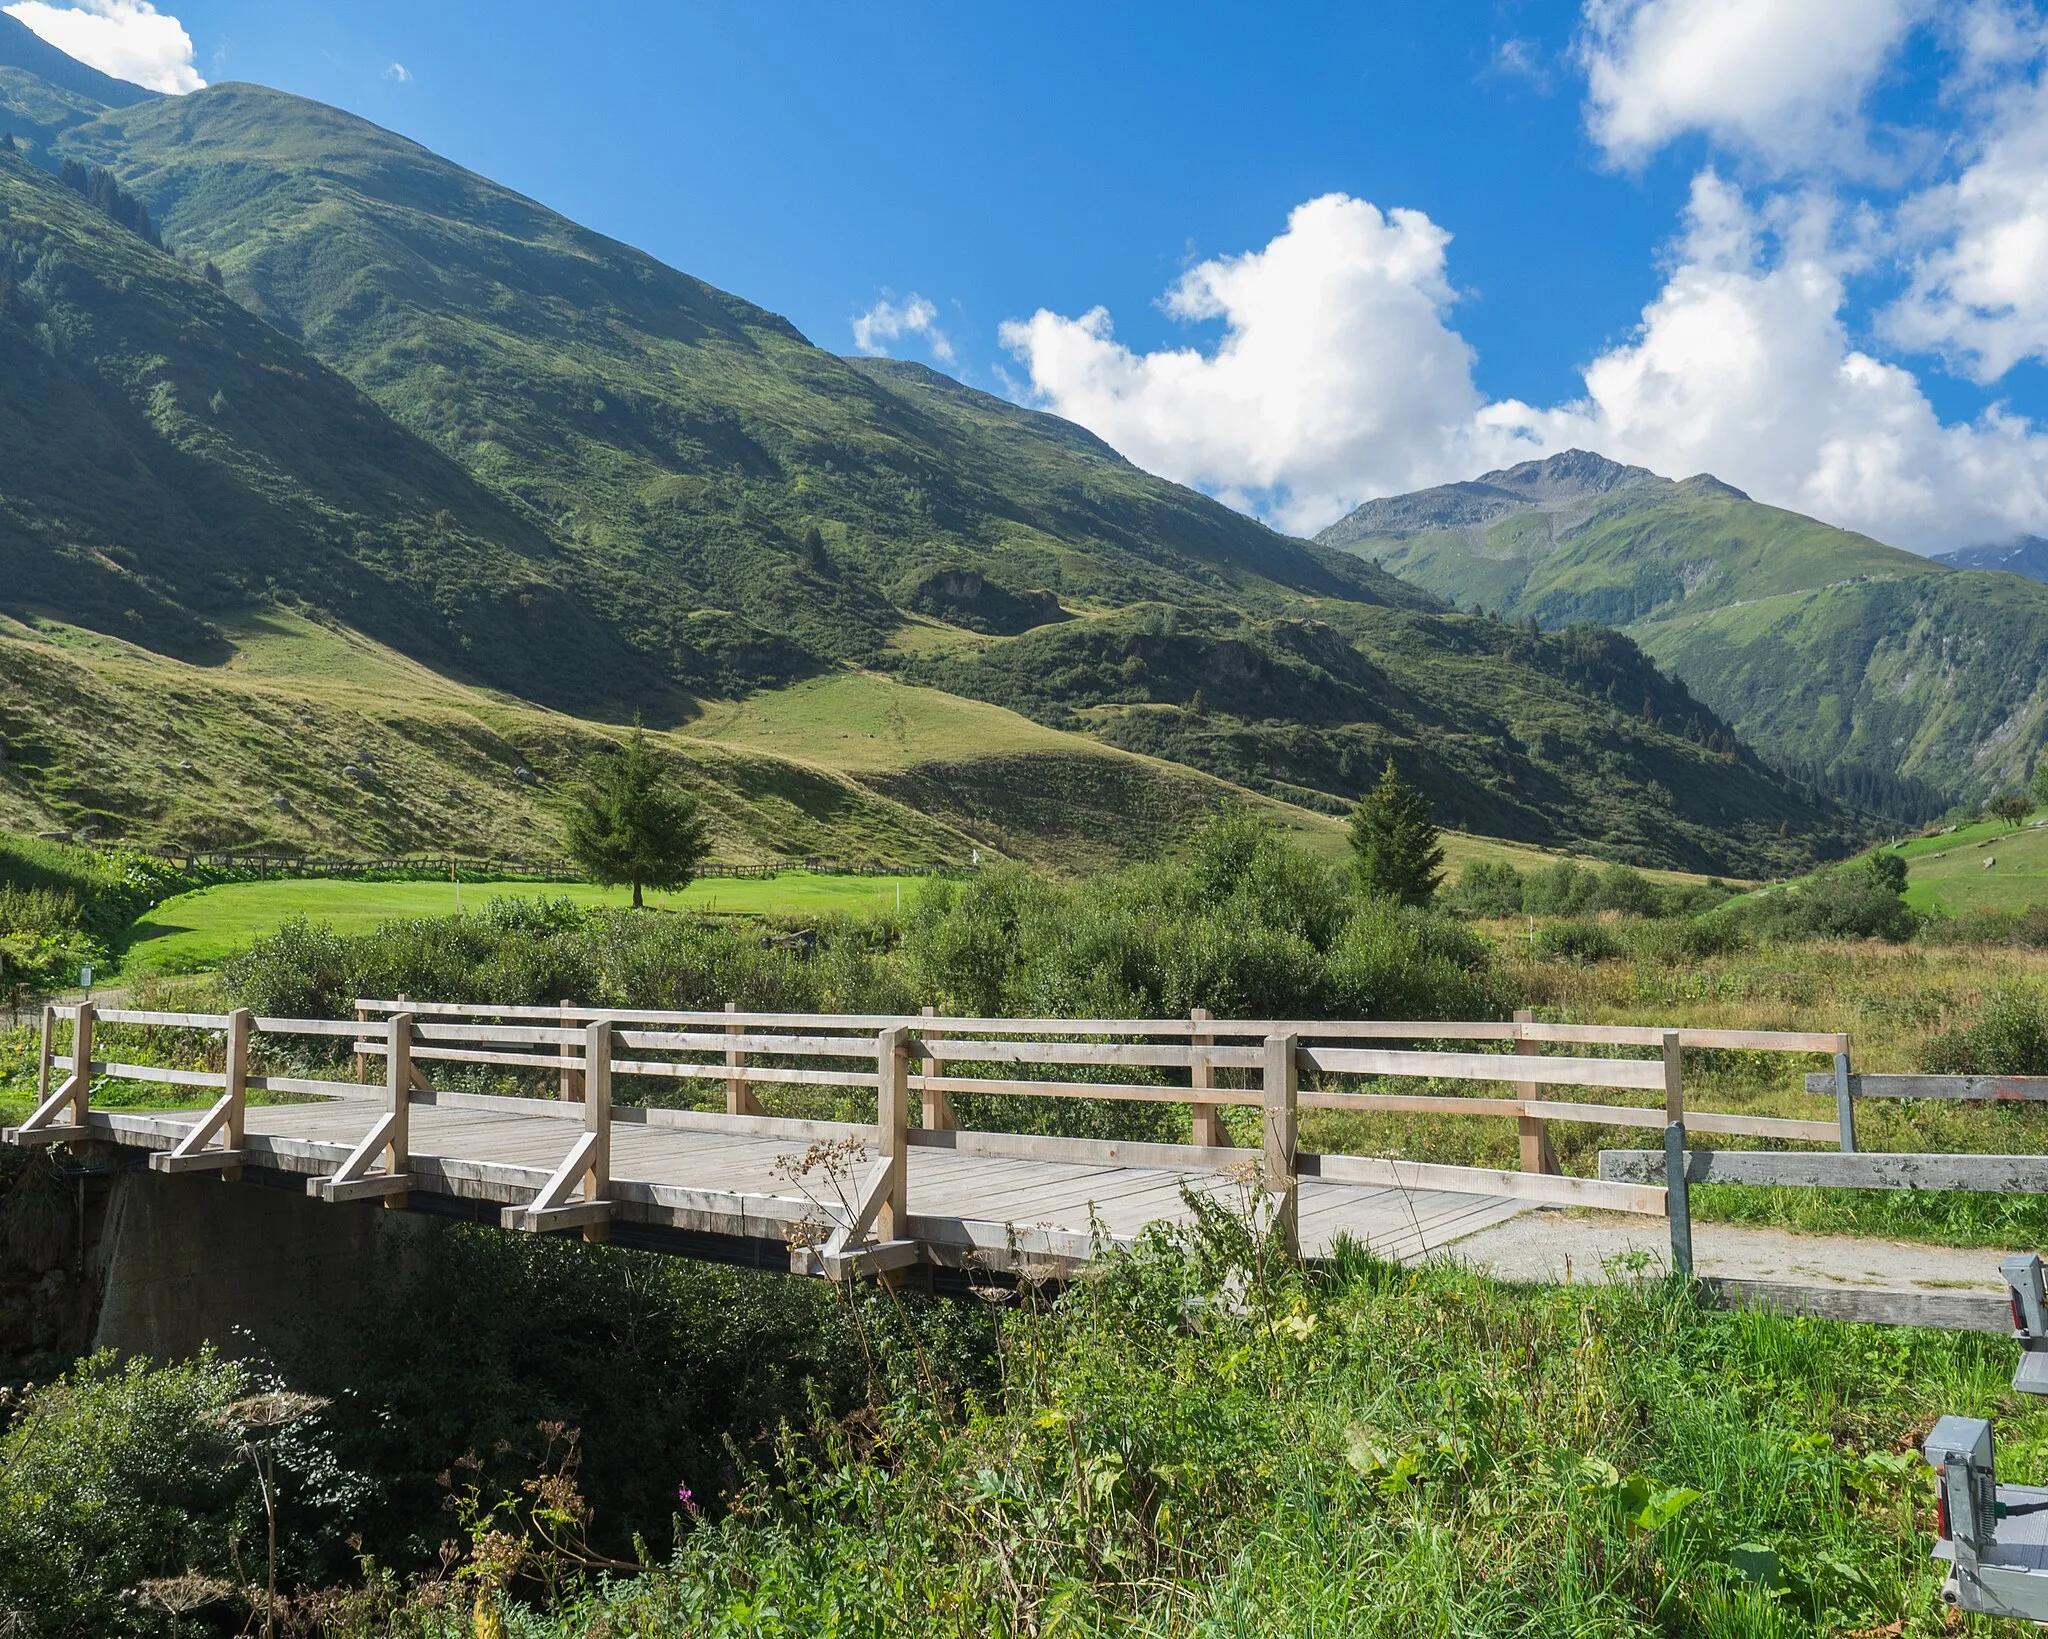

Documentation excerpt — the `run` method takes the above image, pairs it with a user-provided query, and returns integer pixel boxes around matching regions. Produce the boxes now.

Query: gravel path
[1439,1207,2001,1293]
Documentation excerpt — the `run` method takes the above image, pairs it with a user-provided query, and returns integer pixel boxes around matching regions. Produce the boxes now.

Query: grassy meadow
[121,871,929,973]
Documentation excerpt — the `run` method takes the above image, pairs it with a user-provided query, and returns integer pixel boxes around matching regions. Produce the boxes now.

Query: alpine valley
[0,18,1856,875]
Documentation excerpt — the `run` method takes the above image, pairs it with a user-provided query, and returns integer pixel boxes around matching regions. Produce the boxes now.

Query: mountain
[0,40,1850,874]
[1319,450,2048,817]
[1935,536,2048,582]
[0,13,150,154]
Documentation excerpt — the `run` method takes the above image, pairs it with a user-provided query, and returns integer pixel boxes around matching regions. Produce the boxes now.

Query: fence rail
[8,1000,1880,1275]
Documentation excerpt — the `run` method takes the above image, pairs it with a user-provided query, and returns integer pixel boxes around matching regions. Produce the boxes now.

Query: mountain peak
[1934,535,2048,583]
[1472,448,1657,503]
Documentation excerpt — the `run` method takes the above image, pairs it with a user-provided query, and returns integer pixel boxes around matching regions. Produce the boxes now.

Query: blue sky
[14,0,2048,550]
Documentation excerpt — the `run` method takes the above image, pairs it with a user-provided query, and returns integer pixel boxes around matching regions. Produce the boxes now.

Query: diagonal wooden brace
[501,1129,609,1231]
[309,1111,413,1202]
[5,1003,94,1148]
[820,1154,896,1262]
[310,1011,413,1203]
[150,1008,250,1177]
[503,1018,612,1236]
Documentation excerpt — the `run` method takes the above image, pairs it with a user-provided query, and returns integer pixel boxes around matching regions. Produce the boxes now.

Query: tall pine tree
[1349,758,1444,907]
[563,727,709,907]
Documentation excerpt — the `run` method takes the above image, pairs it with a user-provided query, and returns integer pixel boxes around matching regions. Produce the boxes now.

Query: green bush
[1446,857,1733,923]
[1736,854,1919,943]
[0,1349,359,1636]
[1533,920,1624,963]
[1922,990,2048,1075]
[1622,912,1751,965]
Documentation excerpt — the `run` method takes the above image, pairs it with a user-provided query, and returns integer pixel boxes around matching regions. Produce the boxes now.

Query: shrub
[1921,990,2048,1075]
[1443,859,1523,917]
[1736,854,1919,943]
[0,1349,357,1636]
[1621,912,1751,965]
[1533,920,1624,963]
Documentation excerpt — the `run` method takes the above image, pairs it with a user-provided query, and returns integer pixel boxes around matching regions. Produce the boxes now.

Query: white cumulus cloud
[1497,172,2048,549]
[383,61,412,84]
[3,0,203,94]
[1003,179,2048,552]
[998,193,1500,533]
[1579,0,1925,170]
[851,293,954,364]
[1887,58,2048,380]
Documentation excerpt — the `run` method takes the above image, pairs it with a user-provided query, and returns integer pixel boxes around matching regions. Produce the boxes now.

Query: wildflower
[677,1482,701,1518]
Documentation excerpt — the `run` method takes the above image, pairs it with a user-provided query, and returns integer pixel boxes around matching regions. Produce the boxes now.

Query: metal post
[1263,1032,1299,1258]
[1833,1035,1857,1153]
[583,1019,612,1244]
[1664,1120,1693,1278]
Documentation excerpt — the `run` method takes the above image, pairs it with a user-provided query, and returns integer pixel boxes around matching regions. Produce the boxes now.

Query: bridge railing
[7,1000,1863,1275]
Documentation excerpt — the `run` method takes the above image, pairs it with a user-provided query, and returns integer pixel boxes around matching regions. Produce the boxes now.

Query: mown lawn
[1899,807,2048,915]
[122,872,923,974]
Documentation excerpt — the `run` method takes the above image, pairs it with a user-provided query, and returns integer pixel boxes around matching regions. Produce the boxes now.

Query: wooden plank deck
[76,1093,1533,1272]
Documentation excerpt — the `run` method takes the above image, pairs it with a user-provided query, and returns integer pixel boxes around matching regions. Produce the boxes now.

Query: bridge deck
[82,1093,1532,1271]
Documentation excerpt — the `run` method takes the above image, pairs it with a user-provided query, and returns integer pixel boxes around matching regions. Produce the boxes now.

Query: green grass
[121,872,926,973]
[1897,811,2048,914]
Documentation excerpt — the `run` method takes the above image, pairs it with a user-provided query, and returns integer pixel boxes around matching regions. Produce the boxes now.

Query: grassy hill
[1320,450,2048,814]
[0,42,1853,877]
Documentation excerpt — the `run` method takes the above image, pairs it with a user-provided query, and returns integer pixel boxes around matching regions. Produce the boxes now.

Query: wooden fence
[7,1002,1873,1277]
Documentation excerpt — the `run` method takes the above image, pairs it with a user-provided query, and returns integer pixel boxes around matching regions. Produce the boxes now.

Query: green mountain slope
[0,43,1851,874]
[0,13,149,155]
[891,603,1843,874]
[1320,451,2048,813]
[51,82,1428,674]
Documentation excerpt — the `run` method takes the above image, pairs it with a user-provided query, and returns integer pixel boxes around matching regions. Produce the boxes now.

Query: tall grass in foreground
[342,1208,2026,1635]
[0,1200,2024,1637]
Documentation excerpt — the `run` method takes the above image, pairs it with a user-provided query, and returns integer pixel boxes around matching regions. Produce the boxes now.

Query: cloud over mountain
[2,0,200,94]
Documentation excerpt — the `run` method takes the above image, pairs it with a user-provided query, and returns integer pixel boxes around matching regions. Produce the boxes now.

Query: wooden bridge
[7,1003,1853,1280]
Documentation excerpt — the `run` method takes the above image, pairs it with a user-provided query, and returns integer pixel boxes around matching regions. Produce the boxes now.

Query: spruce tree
[562,727,709,907]
[1349,758,1444,906]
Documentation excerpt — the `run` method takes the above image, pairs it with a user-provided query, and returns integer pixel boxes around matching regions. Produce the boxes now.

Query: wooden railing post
[1662,1030,1683,1124]
[876,1026,910,1240]
[1514,1008,1557,1174]
[727,1002,762,1116]
[1833,1033,1857,1153]
[354,1003,368,1084]
[560,999,585,1102]
[582,1018,612,1244]
[919,1004,955,1130]
[385,1011,413,1206]
[222,1008,250,1182]
[35,1004,52,1108]
[74,1002,95,1126]
[1263,1032,1299,1257]
[1190,1007,1227,1148]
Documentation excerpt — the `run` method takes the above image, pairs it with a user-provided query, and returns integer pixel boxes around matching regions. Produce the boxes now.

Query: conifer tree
[1348,758,1444,907]
[563,727,708,907]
